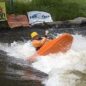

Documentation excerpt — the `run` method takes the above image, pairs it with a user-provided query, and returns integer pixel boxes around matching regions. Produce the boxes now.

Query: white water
[0,34,86,86]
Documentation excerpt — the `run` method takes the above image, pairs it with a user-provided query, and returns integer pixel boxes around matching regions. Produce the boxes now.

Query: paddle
[45,30,49,37]
[44,30,55,39]
[43,22,56,39]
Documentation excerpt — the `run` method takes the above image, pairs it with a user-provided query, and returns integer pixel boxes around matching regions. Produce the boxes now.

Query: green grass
[4,0,86,21]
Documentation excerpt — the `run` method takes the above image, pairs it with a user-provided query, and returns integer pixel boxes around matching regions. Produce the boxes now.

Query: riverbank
[1,17,86,30]
[0,17,86,43]
[5,0,86,21]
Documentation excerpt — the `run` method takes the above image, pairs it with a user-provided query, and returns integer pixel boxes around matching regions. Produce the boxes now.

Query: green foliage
[5,0,86,21]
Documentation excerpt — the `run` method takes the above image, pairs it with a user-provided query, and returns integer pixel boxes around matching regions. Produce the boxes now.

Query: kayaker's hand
[45,30,49,35]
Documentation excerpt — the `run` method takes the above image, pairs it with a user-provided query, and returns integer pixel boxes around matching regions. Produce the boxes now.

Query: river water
[0,27,86,86]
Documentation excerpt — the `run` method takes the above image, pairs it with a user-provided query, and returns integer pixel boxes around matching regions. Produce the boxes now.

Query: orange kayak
[28,33,73,62]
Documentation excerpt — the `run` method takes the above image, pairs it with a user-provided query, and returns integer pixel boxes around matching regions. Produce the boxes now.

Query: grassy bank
[4,0,86,21]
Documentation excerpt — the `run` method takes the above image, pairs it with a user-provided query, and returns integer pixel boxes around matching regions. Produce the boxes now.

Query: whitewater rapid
[0,34,86,86]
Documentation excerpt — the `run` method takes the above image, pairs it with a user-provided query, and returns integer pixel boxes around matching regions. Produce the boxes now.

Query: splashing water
[32,34,86,86]
[0,34,86,86]
[0,40,36,59]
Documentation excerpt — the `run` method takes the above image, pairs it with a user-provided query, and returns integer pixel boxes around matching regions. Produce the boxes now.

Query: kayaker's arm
[44,30,53,39]
[32,37,47,48]
[40,37,47,45]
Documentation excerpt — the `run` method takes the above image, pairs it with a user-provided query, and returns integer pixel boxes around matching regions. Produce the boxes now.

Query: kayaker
[31,31,49,50]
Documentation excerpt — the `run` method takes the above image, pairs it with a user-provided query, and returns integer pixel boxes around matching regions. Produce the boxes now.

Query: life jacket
[32,37,50,51]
